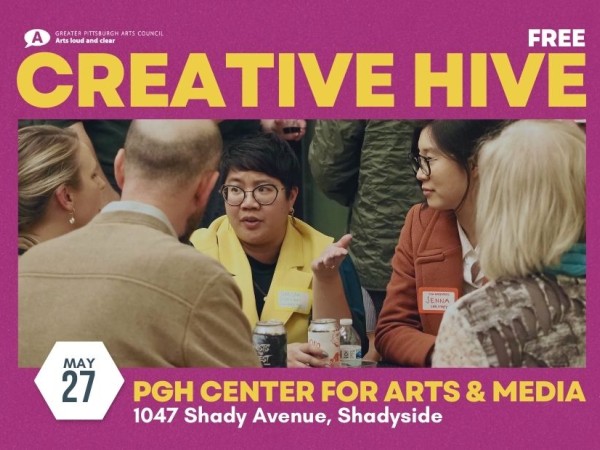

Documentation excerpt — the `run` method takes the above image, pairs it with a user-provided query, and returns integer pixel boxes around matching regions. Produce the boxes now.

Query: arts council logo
[24,29,50,48]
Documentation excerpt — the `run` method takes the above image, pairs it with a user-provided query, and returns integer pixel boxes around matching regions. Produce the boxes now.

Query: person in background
[260,119,307,142]
[19,120,260,368]
[191,133,367,367]
[433,120,585,367]
[18,119,129,203]
[309,120,423,319]
[375,120,507,367]
[18,125,106,255]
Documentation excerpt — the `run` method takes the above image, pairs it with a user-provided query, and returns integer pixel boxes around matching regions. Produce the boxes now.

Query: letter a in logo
[24,29,51,48]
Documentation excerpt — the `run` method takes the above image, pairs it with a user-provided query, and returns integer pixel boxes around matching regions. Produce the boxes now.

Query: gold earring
[69,210,75,225]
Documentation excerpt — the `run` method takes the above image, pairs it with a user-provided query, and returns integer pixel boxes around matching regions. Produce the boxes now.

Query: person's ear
[468,155,479,180]
[54,184,74,211]
[194,171,219,209]
[114,148,126,190]
[288,186,299,206]
[470,161,479,180]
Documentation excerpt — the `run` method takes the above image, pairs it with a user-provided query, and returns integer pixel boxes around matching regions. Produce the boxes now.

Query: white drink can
[308,318,340,367]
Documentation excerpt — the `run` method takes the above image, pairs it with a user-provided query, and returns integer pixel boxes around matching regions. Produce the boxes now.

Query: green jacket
[309,120,423,291]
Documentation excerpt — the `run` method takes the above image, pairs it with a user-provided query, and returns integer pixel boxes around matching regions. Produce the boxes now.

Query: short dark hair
[220,133,301,198]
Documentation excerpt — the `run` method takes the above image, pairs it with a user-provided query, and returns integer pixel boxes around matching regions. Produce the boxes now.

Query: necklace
[253,280,269,301]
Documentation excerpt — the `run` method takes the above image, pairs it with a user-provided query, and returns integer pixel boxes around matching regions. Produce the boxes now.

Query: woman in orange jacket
[375,120,507,367]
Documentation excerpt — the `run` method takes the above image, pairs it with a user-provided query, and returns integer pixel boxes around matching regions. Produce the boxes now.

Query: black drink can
[252,320,287,368]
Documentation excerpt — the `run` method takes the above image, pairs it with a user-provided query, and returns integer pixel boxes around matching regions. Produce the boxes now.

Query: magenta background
[2,0,597,448]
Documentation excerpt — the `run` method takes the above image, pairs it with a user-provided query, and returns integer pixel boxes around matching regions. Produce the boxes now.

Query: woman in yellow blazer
[191,133,354,368]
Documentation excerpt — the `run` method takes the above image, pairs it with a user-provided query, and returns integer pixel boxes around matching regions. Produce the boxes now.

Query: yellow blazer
[190,216,333,343]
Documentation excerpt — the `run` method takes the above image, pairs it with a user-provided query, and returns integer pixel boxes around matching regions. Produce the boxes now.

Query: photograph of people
[18,118,584,370]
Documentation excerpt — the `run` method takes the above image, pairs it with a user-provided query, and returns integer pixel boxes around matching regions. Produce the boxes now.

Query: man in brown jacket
[19,120,260,368]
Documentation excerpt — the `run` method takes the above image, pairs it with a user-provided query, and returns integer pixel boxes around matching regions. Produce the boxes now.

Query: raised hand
[312,234,352,276]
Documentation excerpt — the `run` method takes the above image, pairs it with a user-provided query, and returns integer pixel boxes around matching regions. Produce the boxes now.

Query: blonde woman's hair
[18,125,81,231]
[477,120,585,280]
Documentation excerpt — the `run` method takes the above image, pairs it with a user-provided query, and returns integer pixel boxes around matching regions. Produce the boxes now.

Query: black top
[247,254,276,318]
[246,253,369,356]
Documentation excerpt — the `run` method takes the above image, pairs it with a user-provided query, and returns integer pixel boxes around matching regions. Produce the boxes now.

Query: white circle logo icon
[24,29,50,48]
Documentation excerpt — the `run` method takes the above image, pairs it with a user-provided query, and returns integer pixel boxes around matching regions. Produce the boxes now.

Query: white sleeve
[432,305,489,368]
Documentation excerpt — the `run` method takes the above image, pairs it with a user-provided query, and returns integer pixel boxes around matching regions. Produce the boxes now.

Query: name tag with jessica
[418,287,459,313]
[277,290,311,314]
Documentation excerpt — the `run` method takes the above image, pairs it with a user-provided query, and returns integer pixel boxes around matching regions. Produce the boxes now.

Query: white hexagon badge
[35,342,124,420]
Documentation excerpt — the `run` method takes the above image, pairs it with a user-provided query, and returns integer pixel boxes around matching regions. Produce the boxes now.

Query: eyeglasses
[409,154,435,177]
[220,184,285,206]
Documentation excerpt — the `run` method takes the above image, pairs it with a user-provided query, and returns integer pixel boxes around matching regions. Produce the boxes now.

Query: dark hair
[410,120,508,210]
[220,133,301,198]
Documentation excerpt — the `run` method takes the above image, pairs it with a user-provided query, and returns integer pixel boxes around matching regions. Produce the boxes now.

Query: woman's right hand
[287,342,329,368]
[311,234,352,278]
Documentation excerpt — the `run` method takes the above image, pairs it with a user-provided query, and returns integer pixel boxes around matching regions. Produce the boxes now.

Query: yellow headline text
[132,380,585,403]
[17,52,585,108]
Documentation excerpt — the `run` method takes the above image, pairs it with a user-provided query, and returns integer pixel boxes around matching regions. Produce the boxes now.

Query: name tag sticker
[418,287,459,314]
[277,290,311,314]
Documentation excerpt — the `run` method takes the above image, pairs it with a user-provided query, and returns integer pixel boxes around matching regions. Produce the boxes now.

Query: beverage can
[308,318,340,367]
[252,320,287,368]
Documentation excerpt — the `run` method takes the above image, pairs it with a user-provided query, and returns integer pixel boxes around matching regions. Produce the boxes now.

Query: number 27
[62,370,95,403]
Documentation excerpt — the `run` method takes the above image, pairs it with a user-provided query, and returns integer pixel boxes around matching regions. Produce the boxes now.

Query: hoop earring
[69,209,75,225]
[289,207,296,224]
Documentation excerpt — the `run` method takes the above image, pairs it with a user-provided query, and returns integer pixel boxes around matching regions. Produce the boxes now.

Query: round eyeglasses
[220,184,285,206]
[409,154,434,177]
